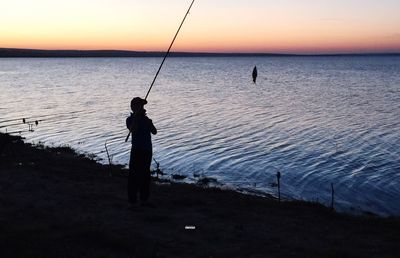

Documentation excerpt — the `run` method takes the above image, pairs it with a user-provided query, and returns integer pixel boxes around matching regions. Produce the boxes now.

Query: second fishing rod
[125,0,195,142]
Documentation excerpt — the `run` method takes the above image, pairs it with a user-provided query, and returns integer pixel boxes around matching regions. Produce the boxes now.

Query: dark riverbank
[0,132,399,257]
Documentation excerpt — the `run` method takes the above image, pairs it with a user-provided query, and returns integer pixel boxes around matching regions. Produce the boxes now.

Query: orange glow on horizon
[1,0,399,54]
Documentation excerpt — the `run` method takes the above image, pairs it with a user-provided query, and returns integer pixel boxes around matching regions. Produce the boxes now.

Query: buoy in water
[252,66,258,84]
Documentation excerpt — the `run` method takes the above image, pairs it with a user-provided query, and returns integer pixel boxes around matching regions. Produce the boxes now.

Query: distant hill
[0,48,399,58]
[0,48,290,58]
[0,48,161,58]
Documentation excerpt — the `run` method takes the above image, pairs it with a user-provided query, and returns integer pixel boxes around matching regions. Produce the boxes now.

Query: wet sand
[0,132,399,257]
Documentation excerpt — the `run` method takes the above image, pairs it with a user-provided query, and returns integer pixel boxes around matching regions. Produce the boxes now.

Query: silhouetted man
[126,97,157,207]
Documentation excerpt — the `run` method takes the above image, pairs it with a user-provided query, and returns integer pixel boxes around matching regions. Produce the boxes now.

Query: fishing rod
[0,121,38,129]
[125,0,195,142]
[0,111,87,138]
[4,129,32,135]
[0,114,82,130]
[0,110,86,124]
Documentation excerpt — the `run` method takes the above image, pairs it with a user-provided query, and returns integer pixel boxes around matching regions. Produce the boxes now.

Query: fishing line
[125,0,195,142]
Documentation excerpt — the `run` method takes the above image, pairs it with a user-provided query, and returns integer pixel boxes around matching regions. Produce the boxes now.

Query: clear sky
[1,0,400,54]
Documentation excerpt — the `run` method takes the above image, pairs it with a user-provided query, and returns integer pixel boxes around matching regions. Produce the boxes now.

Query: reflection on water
[0,56,399,216]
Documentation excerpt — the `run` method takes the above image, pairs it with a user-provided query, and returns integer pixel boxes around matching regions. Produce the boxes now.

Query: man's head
[131,97,147,113]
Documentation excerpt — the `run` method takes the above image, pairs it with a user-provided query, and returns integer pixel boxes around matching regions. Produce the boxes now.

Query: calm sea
[1,56,399,216]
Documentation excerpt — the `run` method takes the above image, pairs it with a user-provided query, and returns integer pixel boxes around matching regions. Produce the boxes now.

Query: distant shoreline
[1,48,399,58]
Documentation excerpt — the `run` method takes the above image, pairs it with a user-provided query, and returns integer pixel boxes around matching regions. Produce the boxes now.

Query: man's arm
[126,115,132,129]
[149,119,157,135]
[126,114,139,135]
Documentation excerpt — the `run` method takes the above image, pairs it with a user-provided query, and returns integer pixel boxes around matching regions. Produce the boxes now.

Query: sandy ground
[0,132,399,258]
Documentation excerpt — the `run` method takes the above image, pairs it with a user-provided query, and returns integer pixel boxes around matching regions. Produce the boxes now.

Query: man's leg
[139,151,152,202]
[128,150,139,204]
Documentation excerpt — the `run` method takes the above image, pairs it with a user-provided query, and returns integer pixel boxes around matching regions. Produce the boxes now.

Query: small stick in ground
[277,170,281,203]
[152,158,164,178]
[331,183,335,211]
[104,140,113,177]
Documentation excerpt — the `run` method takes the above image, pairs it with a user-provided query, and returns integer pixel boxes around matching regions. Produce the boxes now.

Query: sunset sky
[1,0,400,54]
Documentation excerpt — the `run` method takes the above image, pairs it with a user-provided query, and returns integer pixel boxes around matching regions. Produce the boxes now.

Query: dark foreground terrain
[0,132,399,258]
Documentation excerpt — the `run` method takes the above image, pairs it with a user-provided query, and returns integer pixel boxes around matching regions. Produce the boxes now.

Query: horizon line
[1,47,400,58]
